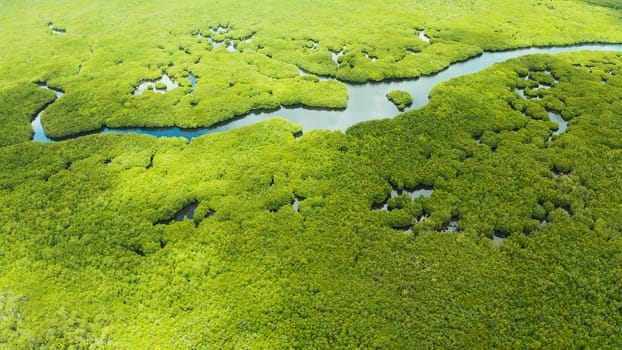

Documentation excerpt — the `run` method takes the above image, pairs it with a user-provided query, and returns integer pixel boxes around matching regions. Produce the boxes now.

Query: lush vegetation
[386,90,413,111]
[2,0,622,348]
[2,49,622,348]
[1,0,622,139]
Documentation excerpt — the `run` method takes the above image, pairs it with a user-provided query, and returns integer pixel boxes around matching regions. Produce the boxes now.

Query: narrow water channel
[32,85,64,142]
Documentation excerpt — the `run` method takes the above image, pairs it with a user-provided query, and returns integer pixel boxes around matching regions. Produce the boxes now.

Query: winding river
[33,44,622,142]
[32,85,64,142]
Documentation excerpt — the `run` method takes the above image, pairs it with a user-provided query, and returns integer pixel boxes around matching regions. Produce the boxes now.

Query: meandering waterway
[32,85,64,142]
[33,44,622,142]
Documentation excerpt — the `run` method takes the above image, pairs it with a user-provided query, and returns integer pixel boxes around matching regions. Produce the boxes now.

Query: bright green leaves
[386,90,413,110]
[2,0,622,346]
[0,83,56,146]
[3,0,622,138]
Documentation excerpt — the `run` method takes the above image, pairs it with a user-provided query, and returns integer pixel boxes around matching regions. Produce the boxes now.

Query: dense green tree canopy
[2,0,622,349]
[386,90,413,111]
[1,0,622,139]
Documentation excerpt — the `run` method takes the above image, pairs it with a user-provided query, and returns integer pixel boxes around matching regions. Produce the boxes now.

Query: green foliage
[1,0,622,139]
[2,0,622,348]
[386,90,413,110]
[1,52,622,348]
[0,83,56,146]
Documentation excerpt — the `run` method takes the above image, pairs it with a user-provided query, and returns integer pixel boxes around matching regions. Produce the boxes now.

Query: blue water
[188,73,197,93]
[31,85,64,142]
[33,44,622,142]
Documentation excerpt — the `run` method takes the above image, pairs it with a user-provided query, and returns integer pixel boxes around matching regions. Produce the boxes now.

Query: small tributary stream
[32,84,64,142]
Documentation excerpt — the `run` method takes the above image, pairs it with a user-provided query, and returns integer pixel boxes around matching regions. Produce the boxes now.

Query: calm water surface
[34,44,622,142]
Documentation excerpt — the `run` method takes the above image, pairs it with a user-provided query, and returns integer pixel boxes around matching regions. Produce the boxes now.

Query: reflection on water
[372,186,434,211]
[48,22,66,35]
[492,235,504,244]
[547,112,568,141]
[33,44,622,142]
[418,30,430,43]
[133,74,178,95]
[188,73,197,93]
[292,196,304,212]
[32,85,64,142]
[332,49,344,65]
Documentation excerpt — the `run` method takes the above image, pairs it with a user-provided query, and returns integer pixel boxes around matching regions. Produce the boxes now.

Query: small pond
[133,74,179,95]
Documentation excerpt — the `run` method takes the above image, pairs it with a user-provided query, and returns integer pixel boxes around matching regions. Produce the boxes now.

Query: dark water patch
[393,224,413,233]
[551,166,571,177]
[157,202,198,225]
[494,230,510,239]
[48,22,66,35]
[442,217,459,232]
[364,53,377,62]
[146,154,154,169]
[557,204,573,216]
[128,245,146,257]
[174,202,198,221]
[210,25,229,34]
[188,73,197,93]
[371,202,389,211]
